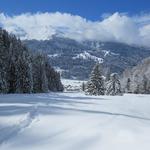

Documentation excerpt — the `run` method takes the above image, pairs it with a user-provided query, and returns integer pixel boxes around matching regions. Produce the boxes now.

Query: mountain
[23,36,150,80]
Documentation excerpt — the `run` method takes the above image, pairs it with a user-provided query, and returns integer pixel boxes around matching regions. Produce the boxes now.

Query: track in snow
[0,106,38,145]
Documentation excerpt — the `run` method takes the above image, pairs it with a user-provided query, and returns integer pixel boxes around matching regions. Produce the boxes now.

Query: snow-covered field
[0,92,150,150]
[62,79,86,91]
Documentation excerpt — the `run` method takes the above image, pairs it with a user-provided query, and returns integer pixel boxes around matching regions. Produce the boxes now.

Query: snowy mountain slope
[73,51,103,63]
[24,37,150,79]
[0,92,150,150]
[48,54,61,58]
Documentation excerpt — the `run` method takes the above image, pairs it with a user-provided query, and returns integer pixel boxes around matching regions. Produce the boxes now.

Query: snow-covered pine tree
[6,35,33,93]
[16,49,33,93]
[81,82,85,91]
[0,28,10,93]
[7,39,17,93]
[133,74,141,94]
[54,72,64,91]
[134,84,140,94]
[7,60,17,93]
[105,68,111,82]
[106,73,122,96]
[85,63,105,95]
[125,78,131,93]
[141,75,150,94]
[0,72,7,93]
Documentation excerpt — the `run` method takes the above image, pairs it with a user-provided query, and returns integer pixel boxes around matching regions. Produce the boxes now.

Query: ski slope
[0,92,150,150]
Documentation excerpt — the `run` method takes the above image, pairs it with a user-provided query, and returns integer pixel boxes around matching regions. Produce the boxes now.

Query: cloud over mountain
[0,12,150,47]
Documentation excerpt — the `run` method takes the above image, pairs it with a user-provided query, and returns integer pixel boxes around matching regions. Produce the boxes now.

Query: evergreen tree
[85,64,105,95]
[0,28,10,93]
[16,53,33,93]
[45,60,63,92]
[106,73,122,96]
[55,72,64,91]
[133,75,141,94]
[7,35,33,93]
[141,75,150,94]
[105,68,111,82]
[126,78,131,93]
[0,72,7,93]
[82,82,85,91]
[7,60,17,93]
[32,53,48,93]
[134,84,140,94]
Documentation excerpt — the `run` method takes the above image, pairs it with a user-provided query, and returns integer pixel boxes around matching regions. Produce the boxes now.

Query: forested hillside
[0,28,63,93]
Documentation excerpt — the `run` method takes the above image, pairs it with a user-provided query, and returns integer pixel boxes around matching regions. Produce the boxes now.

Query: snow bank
[0,93,150,150]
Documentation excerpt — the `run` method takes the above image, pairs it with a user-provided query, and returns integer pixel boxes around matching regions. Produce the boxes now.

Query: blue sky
[0,0,150,20]
[0,0,150,47]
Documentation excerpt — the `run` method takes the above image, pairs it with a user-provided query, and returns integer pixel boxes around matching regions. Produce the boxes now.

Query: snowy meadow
[0,92,150,150]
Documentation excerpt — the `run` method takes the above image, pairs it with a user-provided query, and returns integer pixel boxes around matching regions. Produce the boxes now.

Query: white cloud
[0,12,150,47]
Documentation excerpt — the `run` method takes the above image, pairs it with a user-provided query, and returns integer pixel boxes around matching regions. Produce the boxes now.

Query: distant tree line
[0,28,63,93]
[85,63,150,95]
[121,58,150,95]
[123,75,150,94]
